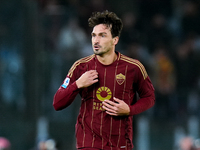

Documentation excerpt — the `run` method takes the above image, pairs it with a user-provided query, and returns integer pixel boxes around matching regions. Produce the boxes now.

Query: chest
[91,64,135,97]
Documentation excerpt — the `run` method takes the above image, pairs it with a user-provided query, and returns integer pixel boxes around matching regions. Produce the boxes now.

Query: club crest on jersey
[61,77,70,88]
[116,73,125,85]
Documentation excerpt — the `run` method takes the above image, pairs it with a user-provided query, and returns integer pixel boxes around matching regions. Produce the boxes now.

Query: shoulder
[68,54,95,77]
[71,54,95,69]
[119,53,143,67]
[119,54,148,79]
[74,54,95,65]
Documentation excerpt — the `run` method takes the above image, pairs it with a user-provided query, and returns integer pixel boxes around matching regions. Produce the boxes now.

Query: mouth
[94,45,101,50]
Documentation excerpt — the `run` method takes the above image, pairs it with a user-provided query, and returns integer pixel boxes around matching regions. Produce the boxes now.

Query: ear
[113,36,119,45]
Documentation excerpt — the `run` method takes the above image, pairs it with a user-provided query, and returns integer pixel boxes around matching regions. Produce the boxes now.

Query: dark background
[0,0,200,149]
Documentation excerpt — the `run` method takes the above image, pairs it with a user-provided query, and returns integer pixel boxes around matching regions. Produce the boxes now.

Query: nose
[93,36,100,44]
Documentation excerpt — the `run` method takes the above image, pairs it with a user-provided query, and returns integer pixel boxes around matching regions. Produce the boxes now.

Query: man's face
[91,24,117,56]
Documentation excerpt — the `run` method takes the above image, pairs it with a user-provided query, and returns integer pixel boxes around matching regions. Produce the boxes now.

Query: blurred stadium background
[0,0,200,149]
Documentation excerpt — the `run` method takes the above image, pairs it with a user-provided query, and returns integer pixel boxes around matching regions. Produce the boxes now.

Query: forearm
[53,82,80,111]
[129,94,155,115]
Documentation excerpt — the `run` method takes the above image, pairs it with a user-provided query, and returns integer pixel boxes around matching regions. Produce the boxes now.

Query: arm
[53,79,80,111]
[129,76,155,115]
[53,70,98,111]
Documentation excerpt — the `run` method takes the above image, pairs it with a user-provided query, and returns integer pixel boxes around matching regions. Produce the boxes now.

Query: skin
[76,24,130,116]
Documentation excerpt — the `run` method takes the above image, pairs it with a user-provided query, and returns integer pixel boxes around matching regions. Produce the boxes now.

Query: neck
[96,51,117,65]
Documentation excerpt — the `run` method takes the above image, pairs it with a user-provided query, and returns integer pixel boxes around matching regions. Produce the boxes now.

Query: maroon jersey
[53,51,155,150]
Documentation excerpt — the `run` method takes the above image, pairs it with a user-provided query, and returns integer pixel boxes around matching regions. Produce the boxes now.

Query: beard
[94,50,104,56]
[93,47,110,56]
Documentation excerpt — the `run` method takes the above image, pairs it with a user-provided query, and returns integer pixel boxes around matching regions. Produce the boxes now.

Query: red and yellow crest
[116,73,125,85]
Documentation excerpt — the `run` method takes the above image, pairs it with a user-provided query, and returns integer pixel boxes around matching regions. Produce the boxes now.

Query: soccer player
[53,10,155,150]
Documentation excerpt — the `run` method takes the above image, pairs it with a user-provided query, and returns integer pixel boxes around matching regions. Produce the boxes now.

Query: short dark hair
[88,10,123,38]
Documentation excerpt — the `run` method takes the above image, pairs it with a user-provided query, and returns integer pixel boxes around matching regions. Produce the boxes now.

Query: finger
[103,100,117,107]
[103,103,118,115]
[113,97,121,103]
[105,111,117,116]
[89,70,98,75]
[102,101,114,109]
[92,74,98,79]
[92,78,98,84]
[89,71,98,79]
[102,105,114,112]
[102,105,117,114]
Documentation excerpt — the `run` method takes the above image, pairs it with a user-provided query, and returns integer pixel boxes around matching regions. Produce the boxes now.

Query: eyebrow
[91,32,107,35]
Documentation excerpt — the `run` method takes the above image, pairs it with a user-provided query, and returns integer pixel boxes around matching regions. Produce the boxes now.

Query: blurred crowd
[178,136,200,150]
[30,139,59,150]
[0,137,11,150]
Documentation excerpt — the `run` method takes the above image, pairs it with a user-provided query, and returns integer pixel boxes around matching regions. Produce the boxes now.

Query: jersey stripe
[122,65,128,100]
[120,55,148,79]
[109,117,113,150]
[101,111,104,149]
[117,120,122,147]
[114,62,120,147]
[102,68,107,149]
[82,102,87,147]
[68,54,95,78]
[91,62,97,147]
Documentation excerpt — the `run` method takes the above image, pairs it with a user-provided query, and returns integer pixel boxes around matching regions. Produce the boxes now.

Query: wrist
[76,80,82,88]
